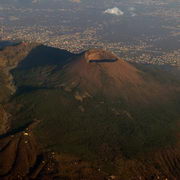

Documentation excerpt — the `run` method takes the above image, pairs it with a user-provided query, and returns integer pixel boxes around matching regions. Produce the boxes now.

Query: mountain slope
[54,49,176,105]
[0,43,180,179]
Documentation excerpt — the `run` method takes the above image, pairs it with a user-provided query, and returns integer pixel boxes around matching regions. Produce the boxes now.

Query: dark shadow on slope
[0,121,33,139]
[10,45,76,91]
[15,45,75,69]
[0,40,21,50]
[13,86,53,97]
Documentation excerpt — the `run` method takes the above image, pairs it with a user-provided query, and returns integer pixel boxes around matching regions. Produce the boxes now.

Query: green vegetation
[11,87,179,159]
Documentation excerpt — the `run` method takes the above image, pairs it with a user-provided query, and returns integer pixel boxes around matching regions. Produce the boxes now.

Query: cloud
[104,7,124,16]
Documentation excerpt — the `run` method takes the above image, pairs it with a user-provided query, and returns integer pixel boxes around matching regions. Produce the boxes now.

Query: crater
[88,59,117,63]
[84,49,118,63]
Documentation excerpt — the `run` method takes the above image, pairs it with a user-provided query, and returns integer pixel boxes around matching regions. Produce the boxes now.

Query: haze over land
[0,0,179,64]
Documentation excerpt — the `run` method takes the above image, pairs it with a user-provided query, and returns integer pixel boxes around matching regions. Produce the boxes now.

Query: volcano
[51,48,174,106]
[0,43,180,179]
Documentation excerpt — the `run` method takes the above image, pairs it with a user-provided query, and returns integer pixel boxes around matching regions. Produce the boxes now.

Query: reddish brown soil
[61,49,175,105]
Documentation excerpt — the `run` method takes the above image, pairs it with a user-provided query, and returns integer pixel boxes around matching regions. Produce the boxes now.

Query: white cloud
[104,7,124,16]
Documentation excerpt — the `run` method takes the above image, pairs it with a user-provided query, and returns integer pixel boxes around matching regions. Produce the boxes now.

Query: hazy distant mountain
[0,43,180,179]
